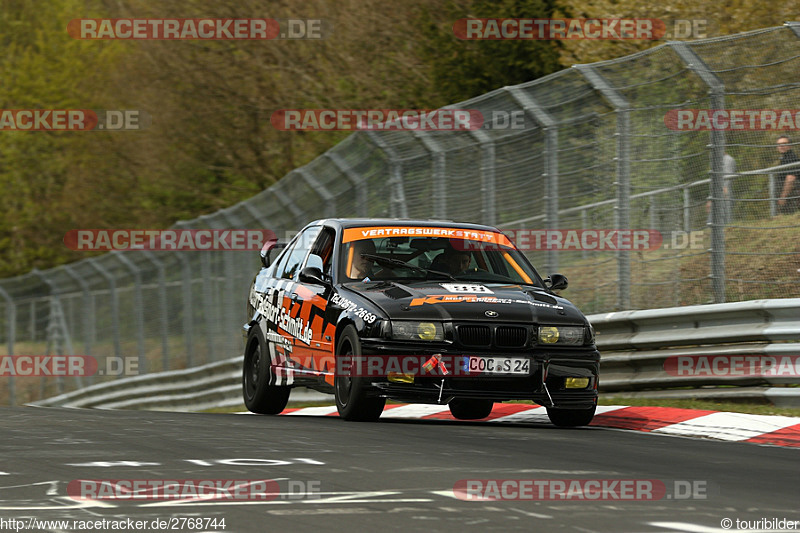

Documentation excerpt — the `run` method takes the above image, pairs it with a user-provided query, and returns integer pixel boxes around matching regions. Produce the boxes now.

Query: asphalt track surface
[0,407,797,532]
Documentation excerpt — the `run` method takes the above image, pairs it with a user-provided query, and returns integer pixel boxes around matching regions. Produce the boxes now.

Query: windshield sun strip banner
[341,226,515,248]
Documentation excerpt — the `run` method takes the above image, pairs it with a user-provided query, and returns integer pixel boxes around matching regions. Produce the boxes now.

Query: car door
[251,226,318,386]
[269,226,322,379]
[289,226,337,379]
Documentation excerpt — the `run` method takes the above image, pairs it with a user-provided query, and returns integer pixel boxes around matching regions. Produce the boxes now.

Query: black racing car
[242,218,599,426]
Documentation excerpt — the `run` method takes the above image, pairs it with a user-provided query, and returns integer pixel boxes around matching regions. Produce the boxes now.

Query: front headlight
[537,325,584,345]
[391,321,444,341]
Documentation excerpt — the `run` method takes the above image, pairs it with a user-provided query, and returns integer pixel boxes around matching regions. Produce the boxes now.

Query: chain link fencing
[2,24,800,406]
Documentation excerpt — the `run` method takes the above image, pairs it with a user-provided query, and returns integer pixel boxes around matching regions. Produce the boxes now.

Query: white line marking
[648,521,729,532]
[653,412,800,441]
[381,404,451,418]
[509,507,553,519]
[285,406,339,416]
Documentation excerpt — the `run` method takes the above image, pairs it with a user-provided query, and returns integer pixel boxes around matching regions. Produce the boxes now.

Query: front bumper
[360,339,599,408]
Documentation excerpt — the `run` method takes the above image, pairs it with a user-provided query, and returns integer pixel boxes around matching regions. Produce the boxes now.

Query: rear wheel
[334,325,385,421]
[546,406,596,427]
[449,399,494,420]
[242,333,290,414]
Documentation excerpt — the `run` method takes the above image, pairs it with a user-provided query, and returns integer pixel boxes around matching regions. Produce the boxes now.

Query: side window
[270,240,297,280]
[281,226,321,280]
[308,227,336,276]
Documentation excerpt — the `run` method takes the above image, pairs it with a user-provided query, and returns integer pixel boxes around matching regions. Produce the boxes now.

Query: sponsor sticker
[440,284,493,294]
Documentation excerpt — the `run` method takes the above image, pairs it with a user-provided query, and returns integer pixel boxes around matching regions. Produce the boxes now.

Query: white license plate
[466,356,530,375]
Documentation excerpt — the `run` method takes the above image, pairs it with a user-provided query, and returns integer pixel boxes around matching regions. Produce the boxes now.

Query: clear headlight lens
[537,325,584,345]
[391,321,444,341]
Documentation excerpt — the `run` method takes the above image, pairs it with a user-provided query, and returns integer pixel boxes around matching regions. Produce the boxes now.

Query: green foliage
[413,0,563,107]
[0,0,124,275]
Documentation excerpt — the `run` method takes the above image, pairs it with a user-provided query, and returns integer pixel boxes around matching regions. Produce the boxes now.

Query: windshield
[338,226,543,287]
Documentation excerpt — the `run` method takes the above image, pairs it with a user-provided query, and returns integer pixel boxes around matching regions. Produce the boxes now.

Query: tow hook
[542,359,555,408]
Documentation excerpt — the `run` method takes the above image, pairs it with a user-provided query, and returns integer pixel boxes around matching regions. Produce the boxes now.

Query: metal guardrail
[32,299,800,411]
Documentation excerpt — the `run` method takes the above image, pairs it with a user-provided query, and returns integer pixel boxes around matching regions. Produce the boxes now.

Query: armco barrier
[32,299,800,411]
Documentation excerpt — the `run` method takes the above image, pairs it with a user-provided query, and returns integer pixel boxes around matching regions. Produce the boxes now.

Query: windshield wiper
[361,254,456,280]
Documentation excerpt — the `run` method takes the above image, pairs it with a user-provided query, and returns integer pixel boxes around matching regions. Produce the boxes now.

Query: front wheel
[242,332,290,414]
[546,406,596,427]
[449,399,494,420]
[334,325,385,421]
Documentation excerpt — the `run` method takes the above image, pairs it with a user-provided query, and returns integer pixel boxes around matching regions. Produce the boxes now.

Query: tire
[546,406,596,427]
[334,325,385,421]
[242,331,290,414]
[449,399,494,420]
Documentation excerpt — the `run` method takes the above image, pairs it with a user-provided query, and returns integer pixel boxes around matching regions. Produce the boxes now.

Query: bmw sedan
[242,218,599,426]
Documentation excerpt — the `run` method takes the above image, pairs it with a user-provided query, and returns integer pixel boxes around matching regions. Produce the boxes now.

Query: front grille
[457,325,491,346]
[495,326,528,348]
[456,324,529,349]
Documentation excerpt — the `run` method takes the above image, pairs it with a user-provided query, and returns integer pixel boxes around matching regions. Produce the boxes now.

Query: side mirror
[545,273,568,291]
[260,240,284,268]
[299,254,328,285]
[299,266,328,286]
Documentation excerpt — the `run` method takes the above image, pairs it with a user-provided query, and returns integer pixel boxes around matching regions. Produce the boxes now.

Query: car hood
[342,280,587,325]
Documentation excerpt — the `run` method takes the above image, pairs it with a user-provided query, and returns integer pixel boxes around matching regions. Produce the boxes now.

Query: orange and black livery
[242,218,599,426]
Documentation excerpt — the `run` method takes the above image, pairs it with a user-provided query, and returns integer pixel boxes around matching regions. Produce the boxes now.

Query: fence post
[581,210,589,260]
[240,201,274,230]
[364,131,409,218]
[87,260,121,359]
[465,128,496,226]
[295,167,336,219]
[170,251,194,368]
[271,187,307,228]
[199,252,216,363]
[413,131,447,220]
[29,300,35,343]
[650,197,658,232]
[506,87,559,274]
[669,42,726,303]
[769,173,777,217]
[575,65,631,310]
[219,208,247,358]
[63,265,95,384]
[0,285,15,406]
[683,186,691,232]
[141,251,169,371]
[113,252,147,374]
[324,152,368,217]
[33,269,80,394]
